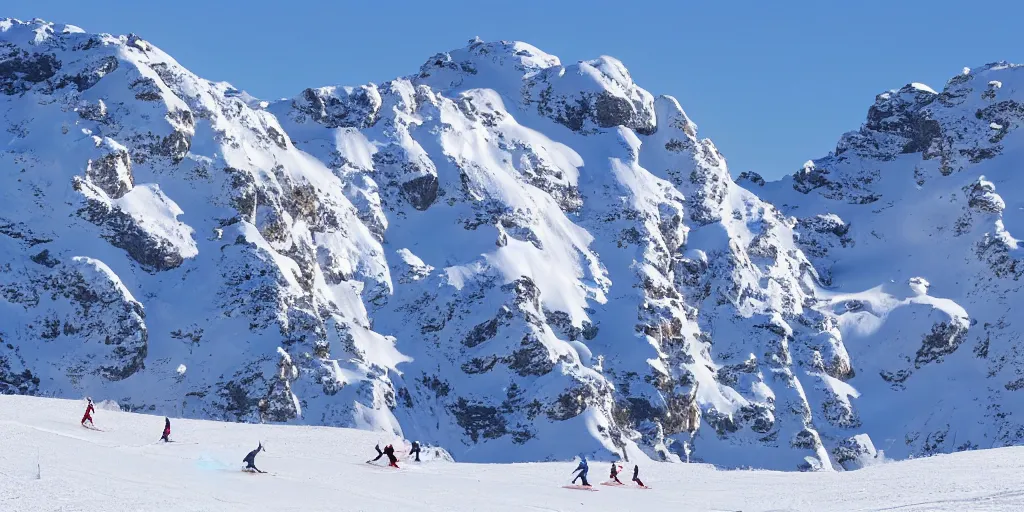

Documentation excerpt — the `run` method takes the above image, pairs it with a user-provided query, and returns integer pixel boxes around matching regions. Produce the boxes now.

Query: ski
[562,485,598,491]
[601,482,625,487]
[365,461,400,469]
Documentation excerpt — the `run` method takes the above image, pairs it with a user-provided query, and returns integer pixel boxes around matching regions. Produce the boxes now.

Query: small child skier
[609,461,623,484]
[81,398,95,427]
[410,441,421,462]
[632,464,645,487]
[242,442,266,473]
[571,457,590,487]
[160,417,171,442]
[383,444,399,468]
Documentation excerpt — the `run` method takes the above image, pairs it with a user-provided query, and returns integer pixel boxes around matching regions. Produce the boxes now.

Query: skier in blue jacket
[242,442,265,473]
[571,457,590,486]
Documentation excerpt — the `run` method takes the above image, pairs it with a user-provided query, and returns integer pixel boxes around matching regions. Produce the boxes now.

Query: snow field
[2,395,1024,511]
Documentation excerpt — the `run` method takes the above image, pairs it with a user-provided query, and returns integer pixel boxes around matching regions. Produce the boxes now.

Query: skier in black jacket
[243,443,265,473]
[632,464,645,487]
[368,443,385,463]
[410,441,421,462]
[609,462,623,484]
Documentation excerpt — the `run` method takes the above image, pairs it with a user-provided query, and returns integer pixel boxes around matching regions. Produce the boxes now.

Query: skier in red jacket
[160,417,171,442]
[383,444,399,468]
[609,462,624,484]
[81,398,95,427]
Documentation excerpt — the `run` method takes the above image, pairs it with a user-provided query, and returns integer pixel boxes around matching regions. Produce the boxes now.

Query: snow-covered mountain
[745,63,1024,465]
[1,17,1020,471]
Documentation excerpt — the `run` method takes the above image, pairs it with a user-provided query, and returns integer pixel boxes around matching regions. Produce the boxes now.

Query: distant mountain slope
[746,62,1024,462]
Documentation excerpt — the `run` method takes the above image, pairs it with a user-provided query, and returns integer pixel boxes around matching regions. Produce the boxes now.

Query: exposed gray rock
[401,174,439,211]
[44,258,149,381]
[74,179,187,272]
[29,249,59,268]
[293,85,382,129]
[915,320,969,368]
[451,397,507,442]
[965,178,1005,214]
[66,56,118,91]
[77,99,107,121]
[833,435,877,470]
[737,171,765,187]
[0,45,60,95]
[86,145,133,199]
[259,348,301,422]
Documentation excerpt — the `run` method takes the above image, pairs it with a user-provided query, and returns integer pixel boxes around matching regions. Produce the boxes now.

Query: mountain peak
[414,39,560,91]
[0,17,91,45]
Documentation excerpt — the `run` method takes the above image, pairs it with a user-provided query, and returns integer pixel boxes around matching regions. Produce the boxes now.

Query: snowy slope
[3,395,1024,512]
[3,17,1023,471]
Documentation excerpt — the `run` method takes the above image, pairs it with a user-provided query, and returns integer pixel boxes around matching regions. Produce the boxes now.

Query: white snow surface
[3,395,1024,512]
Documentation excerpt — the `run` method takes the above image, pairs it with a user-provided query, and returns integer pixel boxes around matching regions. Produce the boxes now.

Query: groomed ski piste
[1,396,1023,511]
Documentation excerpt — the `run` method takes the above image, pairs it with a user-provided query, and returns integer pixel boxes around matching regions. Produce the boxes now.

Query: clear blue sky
[8,0,1023,179]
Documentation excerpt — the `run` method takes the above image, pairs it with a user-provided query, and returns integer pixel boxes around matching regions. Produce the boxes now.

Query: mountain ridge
[2,17,1022,471]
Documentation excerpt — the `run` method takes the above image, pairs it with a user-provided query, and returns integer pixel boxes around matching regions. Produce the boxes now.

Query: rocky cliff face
[2,18,1021,471]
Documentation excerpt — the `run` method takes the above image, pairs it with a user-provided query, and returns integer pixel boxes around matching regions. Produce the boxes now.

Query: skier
[410,441,421,462]
[160,417,171,442]
[242,442,266,473]
[571,457,590,487]
[368,443,386,463]
[609,461,623,484]
[383,444,399,468]
[81,397,95,428]
[632,464,645,488]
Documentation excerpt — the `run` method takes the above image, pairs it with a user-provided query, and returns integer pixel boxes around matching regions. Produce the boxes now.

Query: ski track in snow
[2,396,1024,512]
